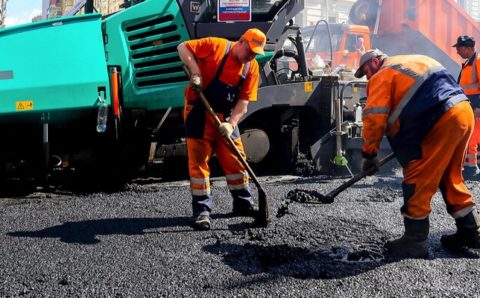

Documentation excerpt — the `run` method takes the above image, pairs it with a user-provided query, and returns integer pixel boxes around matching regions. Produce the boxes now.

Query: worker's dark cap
[354,49,387,78]
[453,35,475,47]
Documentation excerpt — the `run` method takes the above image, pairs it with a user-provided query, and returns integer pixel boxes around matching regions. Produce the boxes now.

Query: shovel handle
[325,153,395,199]
[198,90,264,189]
[182,65,263,190]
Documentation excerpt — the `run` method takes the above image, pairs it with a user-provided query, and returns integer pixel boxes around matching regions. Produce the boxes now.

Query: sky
[5,0,42,27]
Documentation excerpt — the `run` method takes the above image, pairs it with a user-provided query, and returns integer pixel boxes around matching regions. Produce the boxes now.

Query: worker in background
[454,35,480,180]
[353,37,366,69]
[347,36,366,70]
[177,28,266,230]
[355,49,480,258]
[355,37,366,56]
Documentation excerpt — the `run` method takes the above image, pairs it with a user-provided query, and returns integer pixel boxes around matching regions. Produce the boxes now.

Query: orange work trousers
[465,118,480,168]
[184,103,252,216]
[401,101,476,219]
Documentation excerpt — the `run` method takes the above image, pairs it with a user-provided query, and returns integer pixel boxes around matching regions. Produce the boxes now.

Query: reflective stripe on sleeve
[462,83,480,90]
[362,107,389,117]
[387,65,444,127]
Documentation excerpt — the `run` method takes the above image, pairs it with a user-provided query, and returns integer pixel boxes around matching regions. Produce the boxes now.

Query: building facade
[44,0,124,19]
[94,0,125,15]
[0,0,7,28]
[457,0,480,21]
[297,0,356,27]
[299,0,480,25]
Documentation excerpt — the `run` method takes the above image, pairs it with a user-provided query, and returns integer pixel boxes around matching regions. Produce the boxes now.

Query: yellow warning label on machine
[304,82,313,92]
[16,100,34,111]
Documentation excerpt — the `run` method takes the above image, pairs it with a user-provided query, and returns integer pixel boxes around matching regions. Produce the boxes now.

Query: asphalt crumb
[365,187,400,202]
[287,189,327,203]
[276,189,334,218]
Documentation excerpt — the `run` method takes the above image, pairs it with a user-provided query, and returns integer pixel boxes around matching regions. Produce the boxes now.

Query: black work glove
[189,74,202,94]
[362,156,380,175]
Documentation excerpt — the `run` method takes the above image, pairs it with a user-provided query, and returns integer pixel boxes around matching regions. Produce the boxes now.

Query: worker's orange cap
[242,28,266,55]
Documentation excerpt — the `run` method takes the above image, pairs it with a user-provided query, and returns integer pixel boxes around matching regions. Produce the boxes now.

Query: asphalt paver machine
[0,0,367,189]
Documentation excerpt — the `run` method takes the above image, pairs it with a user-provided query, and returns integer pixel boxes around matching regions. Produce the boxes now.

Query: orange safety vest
[458,52,480,97]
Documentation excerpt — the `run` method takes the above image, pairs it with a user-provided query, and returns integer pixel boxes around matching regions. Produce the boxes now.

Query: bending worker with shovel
[177,28,266,230]
[355,49,480,258]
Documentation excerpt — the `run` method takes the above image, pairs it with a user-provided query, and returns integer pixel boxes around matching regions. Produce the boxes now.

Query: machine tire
[241,118,299,174]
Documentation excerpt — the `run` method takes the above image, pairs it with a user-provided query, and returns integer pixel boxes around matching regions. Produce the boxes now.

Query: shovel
[316,152,396,203]
[183,66,270,227]
[277,153,395,217]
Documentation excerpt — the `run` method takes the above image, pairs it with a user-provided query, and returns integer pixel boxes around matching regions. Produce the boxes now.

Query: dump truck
[0,0,368,189]
[305,0,480,76]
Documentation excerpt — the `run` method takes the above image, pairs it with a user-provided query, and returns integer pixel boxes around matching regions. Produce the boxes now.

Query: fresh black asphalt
[1,169,479,297]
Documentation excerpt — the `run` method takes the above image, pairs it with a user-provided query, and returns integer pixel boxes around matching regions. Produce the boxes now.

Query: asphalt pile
[277,188,334,218]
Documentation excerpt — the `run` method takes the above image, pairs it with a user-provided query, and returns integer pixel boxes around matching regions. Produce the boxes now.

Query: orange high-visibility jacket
[183,37,259,103]
[362,55,468,166]
[458,52,480,108]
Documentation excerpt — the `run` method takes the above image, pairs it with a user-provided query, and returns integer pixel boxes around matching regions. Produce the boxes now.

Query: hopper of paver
[0,13,110,122]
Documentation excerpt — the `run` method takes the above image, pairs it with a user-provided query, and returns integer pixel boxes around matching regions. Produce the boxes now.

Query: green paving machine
[0,0,368,189]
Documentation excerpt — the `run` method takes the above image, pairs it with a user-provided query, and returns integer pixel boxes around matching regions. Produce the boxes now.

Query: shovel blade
[253,188,269,227]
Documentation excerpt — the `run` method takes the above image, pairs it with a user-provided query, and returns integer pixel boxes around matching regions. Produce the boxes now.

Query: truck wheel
[349,0,379,27]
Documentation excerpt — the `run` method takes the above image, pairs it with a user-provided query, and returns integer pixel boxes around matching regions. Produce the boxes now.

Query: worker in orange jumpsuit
[355,49,480,258]
[454,35,480,180]
[177,28,266,230]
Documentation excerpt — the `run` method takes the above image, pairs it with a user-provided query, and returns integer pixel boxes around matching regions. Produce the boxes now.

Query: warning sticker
[16,100,34,111]
[304,82,313,92]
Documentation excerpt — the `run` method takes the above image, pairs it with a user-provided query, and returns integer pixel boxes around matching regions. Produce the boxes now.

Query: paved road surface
[1,170,479,297]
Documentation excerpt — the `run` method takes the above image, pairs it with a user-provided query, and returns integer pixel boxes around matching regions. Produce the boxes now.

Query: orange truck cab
[303,23,371,71]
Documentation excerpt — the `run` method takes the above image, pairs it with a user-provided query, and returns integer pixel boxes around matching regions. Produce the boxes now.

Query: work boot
[193,214,211,231]
[441,210,480,250]
[463,166,480,181]
[385,217,429,259]
[232,204,258,217]
[231,189,256,217]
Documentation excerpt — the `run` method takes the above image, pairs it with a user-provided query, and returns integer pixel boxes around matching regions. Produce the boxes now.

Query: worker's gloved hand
[218,122,234,138]
[362,156,380,175]
[189,74,202,93]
